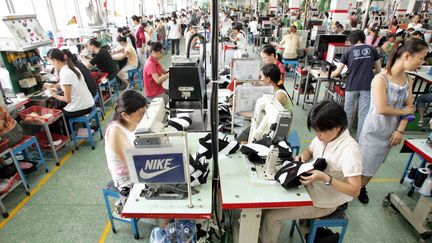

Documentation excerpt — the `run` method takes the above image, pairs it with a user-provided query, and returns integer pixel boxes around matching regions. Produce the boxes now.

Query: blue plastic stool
[287,130,301,156]
[11,135,49,177]
[282,59,300,77]
[108,77,119,102]
[93,92,105,120]
[289,209,348,243]
[103,180,139,239]
[67,109,103,150]
[127,68,143,91]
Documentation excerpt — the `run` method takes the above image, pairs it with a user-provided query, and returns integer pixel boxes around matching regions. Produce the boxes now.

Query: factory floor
[0,42,428,243]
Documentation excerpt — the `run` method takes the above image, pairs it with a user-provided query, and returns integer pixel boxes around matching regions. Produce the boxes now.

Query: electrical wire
[210,0,223,239]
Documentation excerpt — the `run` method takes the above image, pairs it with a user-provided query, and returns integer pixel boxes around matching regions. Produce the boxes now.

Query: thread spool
[419,176,432,197]
[408,167,418,179]
[414,168,430,189]
[404,167,418,184]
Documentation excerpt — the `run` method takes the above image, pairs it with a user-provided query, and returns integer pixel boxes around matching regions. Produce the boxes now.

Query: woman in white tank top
[260,64,293,115]
[105,90,148,190]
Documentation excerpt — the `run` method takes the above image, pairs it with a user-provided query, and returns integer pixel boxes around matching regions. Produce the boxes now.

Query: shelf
[0,177,25,200]
[35,132,69,151]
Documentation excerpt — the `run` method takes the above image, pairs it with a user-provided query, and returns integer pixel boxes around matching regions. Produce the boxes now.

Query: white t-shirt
[306,130,363,208]
[236,32,247,49]
[408,23,423,30]
[249,20,258,34]
[167,21,182,39]
[59,65,94,112]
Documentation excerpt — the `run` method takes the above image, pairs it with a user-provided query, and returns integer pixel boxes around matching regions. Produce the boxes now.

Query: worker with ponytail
[260,63,293,114]
[45,48,94,119]
[358,37,429,204]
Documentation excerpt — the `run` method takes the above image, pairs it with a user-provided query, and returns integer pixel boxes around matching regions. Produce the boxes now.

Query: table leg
[313,79,322,106]
[414,76,422,104]
[43,123,59,165]
[10,150,30,194]
[0,199,7,218]
[302,72,311,110]
[236,209,261,243]
[62,114,73,156]
[400,153,415,184]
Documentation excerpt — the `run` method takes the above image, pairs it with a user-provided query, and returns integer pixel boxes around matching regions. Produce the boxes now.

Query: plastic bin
[91,72,109,84]
[0,139,9,153]
[19,106,62,123]
[35,131,68,149]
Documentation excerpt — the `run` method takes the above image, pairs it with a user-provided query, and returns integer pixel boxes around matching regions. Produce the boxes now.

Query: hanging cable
[210,0,223,239]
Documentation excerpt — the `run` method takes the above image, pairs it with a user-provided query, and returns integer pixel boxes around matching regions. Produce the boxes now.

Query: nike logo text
[140,165,180,179]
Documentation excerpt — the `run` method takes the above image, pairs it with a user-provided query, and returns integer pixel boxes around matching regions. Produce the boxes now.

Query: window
[51,0,77,31]
[11,0,35,14]
[33,0,54,34]
[0,0,10,16]
[76,0,105,28]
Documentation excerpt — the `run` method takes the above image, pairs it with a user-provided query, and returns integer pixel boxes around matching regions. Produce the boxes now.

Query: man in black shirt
[331,30,381,139]
[86,39,118,80]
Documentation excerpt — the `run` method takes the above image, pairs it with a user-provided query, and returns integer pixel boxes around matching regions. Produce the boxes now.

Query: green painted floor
[0,42,430,243]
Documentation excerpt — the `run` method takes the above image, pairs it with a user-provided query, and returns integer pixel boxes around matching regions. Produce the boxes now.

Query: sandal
[418,120,424,128]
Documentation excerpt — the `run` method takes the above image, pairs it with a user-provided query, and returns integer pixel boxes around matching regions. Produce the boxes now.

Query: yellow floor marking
[0,145,78,228]
[370,178,399,183]
[0,107,115,228]
[98,221,112,243]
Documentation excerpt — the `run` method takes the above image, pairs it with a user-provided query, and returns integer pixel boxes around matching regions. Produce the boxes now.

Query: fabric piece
[275,158,327,189]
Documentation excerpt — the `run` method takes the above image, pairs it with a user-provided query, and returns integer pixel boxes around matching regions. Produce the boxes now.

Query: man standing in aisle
[331,30,381,139]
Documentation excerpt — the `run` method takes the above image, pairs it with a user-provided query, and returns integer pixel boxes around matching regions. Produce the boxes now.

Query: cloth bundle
[167,113,193,131]
[189,153,210,187]
[198,133,239,159]
[240,135,293,164]
[274,158,327,190]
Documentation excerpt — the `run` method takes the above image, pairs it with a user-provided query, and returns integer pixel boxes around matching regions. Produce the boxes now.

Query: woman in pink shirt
[365,26,381,47]
[143,42,169,103]
[260,44,286,83]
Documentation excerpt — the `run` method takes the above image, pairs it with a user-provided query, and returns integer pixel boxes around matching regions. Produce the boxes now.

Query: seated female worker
[111,35,138,87]
[260,44,286,83]
[44,48,95,119]
[260,63,293,115]
[259,101,362,243]
[144,42,169,104]
[105,90,148,211]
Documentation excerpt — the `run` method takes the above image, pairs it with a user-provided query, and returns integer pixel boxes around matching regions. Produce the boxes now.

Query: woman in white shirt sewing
[45,48,94,119]
[105,90,148,211]
[231,23,247,50]
[259,101,362,243]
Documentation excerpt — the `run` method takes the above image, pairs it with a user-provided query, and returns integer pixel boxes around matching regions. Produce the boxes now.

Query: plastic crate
[0,139,9,152]
[91,71,109,84]
[35,131,68,149]
[19,106,62,123]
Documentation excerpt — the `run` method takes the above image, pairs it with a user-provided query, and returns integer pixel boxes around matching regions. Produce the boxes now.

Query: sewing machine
[126,98,192,200]
[134,98,168,147]
[246,94,292,185]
